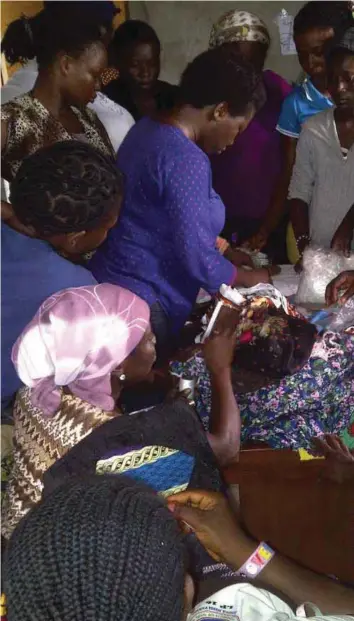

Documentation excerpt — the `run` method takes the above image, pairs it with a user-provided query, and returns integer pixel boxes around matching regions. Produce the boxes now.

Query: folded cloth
[43,398,222,497]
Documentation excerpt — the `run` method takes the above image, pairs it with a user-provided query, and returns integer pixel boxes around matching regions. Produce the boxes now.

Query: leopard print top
[1,93,115,181]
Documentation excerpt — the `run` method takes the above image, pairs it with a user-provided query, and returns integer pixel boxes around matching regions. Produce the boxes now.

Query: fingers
[325,273,349,306]
[312,434,354,463]
[168,489,221,510]
[340,282,354,306]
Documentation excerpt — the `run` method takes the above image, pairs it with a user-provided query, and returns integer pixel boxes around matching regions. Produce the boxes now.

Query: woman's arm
[169,490,354,614]
[331,204,354,256]
[203,331,241,465]
[1,120,36,236]
[289,198,310,257]
[288,128,316,262]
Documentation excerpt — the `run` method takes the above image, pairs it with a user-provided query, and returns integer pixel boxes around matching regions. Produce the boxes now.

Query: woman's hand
[226,247,254,268]
[168,490,249,563]
[313,434,354,464]
[331,219,353,257]
[313,434,354,484]
[325,271,354,306]
[294,258,303,273]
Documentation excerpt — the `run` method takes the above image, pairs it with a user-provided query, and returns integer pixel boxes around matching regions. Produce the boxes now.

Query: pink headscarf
[12,284,150,416]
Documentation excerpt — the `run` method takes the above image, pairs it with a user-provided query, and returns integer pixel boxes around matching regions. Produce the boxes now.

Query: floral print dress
[171,330,354,450]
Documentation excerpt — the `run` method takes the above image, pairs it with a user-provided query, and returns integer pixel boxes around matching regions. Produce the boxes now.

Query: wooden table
[223,448,354,584]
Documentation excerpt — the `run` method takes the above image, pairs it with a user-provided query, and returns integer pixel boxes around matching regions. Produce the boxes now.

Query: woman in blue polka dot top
[90,46,271,357]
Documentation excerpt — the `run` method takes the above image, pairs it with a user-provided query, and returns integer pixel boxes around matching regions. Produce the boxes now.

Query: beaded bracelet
[295,234,310,247]
[235,542,275,579]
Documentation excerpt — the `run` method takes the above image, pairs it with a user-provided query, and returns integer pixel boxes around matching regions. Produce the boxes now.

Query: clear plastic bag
[295,246,354,306]
[326,297,354,332]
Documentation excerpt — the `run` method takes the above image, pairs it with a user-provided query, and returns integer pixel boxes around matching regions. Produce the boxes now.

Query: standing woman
[209,10,292,263]
[246,1,354,259]
[1,2,135,154]
[1,9,115,186]
[90,47,270,356]
[103,19,177,121]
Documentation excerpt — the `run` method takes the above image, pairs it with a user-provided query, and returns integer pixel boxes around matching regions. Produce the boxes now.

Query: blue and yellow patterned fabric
[96,445,195,497]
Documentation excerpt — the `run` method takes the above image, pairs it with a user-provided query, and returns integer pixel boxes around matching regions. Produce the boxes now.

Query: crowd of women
[1,1,354,619]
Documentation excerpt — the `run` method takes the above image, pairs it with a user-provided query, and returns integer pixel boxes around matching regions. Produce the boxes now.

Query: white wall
[129,1,304,84]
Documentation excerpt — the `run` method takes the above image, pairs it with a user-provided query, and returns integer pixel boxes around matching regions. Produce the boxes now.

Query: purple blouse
[90,118,235,333]
[210,70,292,220]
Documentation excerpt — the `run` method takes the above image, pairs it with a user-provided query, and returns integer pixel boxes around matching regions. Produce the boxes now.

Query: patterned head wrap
[12,284,150,416]
[210,10,270,49]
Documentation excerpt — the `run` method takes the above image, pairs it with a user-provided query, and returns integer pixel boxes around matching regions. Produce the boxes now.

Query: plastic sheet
[326,297,354,332]
[295,246,354,306]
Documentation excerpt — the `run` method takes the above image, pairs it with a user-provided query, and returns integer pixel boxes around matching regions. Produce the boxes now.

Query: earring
[119,373,126,382]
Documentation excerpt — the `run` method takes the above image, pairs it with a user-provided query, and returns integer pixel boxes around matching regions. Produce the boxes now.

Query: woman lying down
[172,284,354,451]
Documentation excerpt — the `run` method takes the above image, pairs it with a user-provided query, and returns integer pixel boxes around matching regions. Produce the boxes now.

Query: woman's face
[118,41,160,91]
[199,103,255,154]
[61,42,108,107]
[295,27,334,81]
[232,40,268,72]
[328,52,354,118]
[121,326,157,382]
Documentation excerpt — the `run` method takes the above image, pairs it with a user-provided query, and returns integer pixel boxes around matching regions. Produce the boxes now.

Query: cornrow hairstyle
[10,141,124,236]
[2,9,105,68]
[293,1,354,44]
[4,475,186,621]
[178,46,265,117]
[110,19,161,59]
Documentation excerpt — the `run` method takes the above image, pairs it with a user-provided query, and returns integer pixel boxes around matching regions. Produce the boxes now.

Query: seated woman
[103,19,177,120]
[289,27,354,261]
[1,284,241,539]
[91,46,272,357]
[172,288,354,451]
[1,141,123,409]
[1,8,114,189]
[209,10,292,263]
[4,477,354,619]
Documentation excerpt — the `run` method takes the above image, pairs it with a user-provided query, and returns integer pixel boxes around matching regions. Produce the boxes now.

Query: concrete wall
[128,1,305,84]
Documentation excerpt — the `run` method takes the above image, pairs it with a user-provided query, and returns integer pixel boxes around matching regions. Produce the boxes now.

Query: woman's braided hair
[10,141,124,236]
[4,475,186,621]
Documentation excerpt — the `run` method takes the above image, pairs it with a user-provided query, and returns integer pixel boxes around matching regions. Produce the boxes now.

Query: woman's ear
[58,52,72,77]
[213,102,229,121]
[112,364,125,379]
[66,230,87,249]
